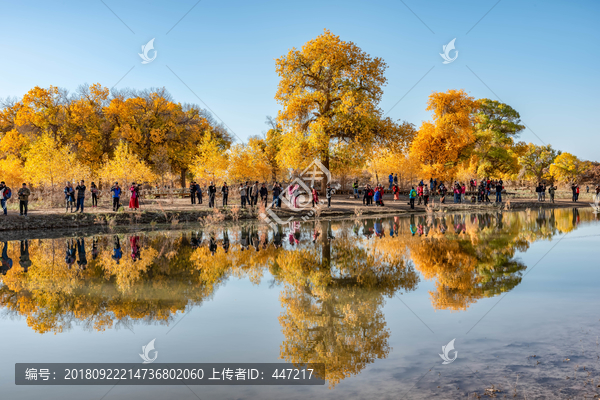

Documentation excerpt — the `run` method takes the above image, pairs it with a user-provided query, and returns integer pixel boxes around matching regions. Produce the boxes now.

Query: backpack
[4,187,11,199]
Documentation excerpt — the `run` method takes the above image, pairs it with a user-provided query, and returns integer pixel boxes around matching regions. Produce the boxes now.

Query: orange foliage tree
[410,90,477,181]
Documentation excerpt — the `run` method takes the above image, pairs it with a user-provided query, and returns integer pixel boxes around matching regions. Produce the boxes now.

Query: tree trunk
[271,167,278,183]
[180,168,187,188]
[320,151,330,193]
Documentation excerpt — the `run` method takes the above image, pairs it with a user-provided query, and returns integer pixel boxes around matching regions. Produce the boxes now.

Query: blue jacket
[64,186,75,201]
[374,190,381,202]
[111,186,122,198]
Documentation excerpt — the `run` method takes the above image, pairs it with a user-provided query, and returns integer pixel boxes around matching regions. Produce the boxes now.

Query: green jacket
[18,187,31,201]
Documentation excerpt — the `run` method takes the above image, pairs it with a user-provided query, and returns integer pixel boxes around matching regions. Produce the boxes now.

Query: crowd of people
[187,180,336,210]
[0,175,598,217]
[381,177,507,209]
[61,180,143,214]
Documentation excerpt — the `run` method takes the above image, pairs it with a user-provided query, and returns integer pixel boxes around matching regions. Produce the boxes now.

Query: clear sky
[0,0,598,160]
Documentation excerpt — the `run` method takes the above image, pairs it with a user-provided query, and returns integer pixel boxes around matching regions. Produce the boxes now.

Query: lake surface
[1,208,599,399]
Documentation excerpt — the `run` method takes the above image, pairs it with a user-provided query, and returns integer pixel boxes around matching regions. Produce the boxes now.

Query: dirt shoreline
[0,196,591,240]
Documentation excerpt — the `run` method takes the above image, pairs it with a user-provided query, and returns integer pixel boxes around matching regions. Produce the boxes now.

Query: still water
[1,208,599,399]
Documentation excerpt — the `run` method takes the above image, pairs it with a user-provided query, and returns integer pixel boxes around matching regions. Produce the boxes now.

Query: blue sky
[0,0,598,160]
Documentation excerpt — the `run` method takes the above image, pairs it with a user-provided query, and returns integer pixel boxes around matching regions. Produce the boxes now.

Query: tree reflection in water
[0,208,592,386]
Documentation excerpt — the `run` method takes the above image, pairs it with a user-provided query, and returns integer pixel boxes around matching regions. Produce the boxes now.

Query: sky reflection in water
[1,208,598,399]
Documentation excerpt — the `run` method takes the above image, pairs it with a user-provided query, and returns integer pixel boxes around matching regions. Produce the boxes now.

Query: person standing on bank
[495,180,503,203]
[393,183,399,201]
[260,183,268,207]
[326,183,333,208]
[18,183,30,216]
[208,181,216,208]
[251,181,259,207]
[272,182,282,208]
[128,182,140,210]
[541,183,547,202]
[245,181,252,206]
[90,182,99,208]
[0,181,8,216]
[548,184,556,203]
[75,180,86,213]
[439,182,447,204]
[111,182,121,212]
[409,186,417,209]
[221,182,229,207]
[190,181,197,205]
[373,185,381,206]
[64,181,75,212]
[363,184,370,206]
[240,183,247,208]
[311,185,319,207]
[352,180,359,199]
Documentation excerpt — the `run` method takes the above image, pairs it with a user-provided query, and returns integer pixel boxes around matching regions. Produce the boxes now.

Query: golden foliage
[275,30,413,189]
[227,138,272,183]
[0,154,25,188]
[410,90,477,180]
[24,133,89,190]
[189,130,229,184]
[1,84,231,188]
[549,152,588,184]
[99,141,156,186]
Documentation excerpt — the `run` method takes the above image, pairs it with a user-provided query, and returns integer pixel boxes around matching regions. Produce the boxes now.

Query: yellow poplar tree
[409,90,477,181]
[190,131,229,184]
[15,86,70,144]
[549,152,588,184]
[24,133,89,193]
[275,29,412,191]
[99,141,156,187]
[227,138,272,183]
[329,142,364,189]
[275,130,311,177]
